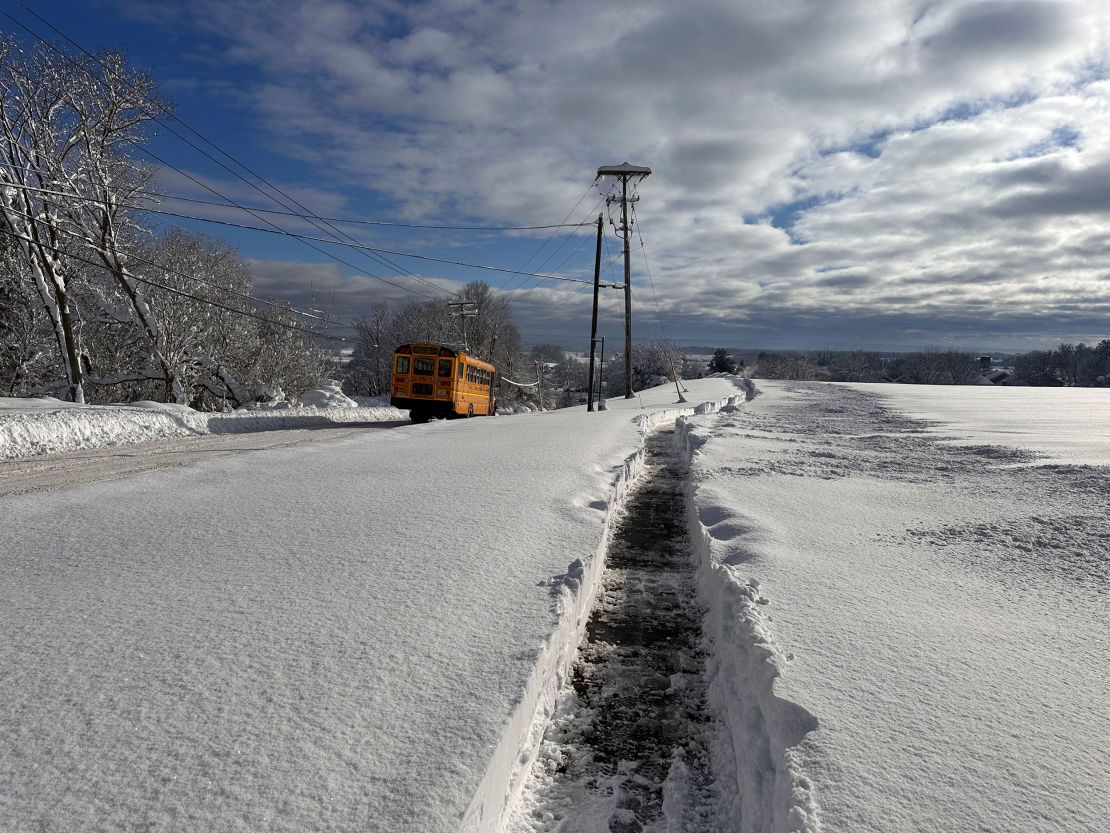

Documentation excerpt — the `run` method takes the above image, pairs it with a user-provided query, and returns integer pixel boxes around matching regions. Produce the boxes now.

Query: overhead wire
[0,225,348,341]
[4,5,625,341]
[0,199,331,324]
[0,7,452,300]
[516,181,633,331]
[631,202,675,344]
[497,184,595,295]
[500,194,605,314]
[7,2,452,293]
[0,180,601,286]
[0,160,595,231]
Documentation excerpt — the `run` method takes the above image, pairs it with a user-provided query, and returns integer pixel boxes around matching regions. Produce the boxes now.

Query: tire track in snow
[510,429,720,833]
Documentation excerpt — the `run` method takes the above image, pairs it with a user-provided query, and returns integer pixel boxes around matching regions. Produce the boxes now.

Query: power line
[517,187,634,330]
[520,284,590,327]
[631,202,671,341]
[0,8,451,300]
[499,183,595,295]
[0,180,605,287]
[0,199,331,324]
[0,224,347,341]
[152,191,594,231]
[17,4,592,304]
[0,161,595,231]
[500,194,605,305]
[2,8,620,327]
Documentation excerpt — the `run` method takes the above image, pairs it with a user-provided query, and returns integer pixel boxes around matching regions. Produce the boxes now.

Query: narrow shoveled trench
[512,429,720,833]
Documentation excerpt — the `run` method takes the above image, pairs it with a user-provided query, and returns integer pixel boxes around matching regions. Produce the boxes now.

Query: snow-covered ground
[0,383,407,460]
[0,377,745,833]
[677,381,1110,833]
[4,377,1106,833]
[845,381,1110,465]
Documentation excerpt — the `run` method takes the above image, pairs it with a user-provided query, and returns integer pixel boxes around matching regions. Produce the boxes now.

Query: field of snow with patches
[2,377,1107,833]
[676,381,1110,833]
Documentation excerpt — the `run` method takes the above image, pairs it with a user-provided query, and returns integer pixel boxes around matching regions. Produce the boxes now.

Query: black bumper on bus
[390,396,455,418]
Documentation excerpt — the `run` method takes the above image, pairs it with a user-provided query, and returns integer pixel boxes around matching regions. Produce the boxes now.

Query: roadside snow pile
[0,394,407,459]
[298,379,359,409]
[678,381,1110,833]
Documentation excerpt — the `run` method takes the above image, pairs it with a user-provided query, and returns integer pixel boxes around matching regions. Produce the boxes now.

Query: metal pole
[598,336,606,411]
[587,213,603,412]
[621,174,633,398]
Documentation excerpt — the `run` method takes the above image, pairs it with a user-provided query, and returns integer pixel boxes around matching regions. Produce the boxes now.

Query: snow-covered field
[677,381,1110,832]
[3,377,1106,833]
[0,382,408,460]
[846,382,1110,465]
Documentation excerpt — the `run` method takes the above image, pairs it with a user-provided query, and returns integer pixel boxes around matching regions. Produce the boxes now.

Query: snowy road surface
[0,378,744,833]
[0,423,402,498]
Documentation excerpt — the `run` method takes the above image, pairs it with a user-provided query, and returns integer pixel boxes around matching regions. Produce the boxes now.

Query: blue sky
[13,0,1110,350]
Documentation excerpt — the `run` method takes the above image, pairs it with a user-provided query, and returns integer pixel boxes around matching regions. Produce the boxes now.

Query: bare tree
[0,236,56,394]
[0,39,173,401]
[347,301,392,397]
[0,38,92,401]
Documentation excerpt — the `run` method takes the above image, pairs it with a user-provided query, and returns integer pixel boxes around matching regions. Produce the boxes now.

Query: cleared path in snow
[0,422,402,498]
[511,429,719,833]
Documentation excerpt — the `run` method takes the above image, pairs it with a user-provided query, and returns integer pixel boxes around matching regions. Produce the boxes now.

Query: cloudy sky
[24,0,1110,349]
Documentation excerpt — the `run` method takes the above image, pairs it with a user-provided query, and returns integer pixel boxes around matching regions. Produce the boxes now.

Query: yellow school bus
[390,343,497,423]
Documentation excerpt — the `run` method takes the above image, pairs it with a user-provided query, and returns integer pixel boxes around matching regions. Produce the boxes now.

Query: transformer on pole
[596,162,651,398]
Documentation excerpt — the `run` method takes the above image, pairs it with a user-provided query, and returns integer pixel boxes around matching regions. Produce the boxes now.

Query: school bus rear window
[439,359,452,377]
[395,356,410,374]
[413,358,435,376]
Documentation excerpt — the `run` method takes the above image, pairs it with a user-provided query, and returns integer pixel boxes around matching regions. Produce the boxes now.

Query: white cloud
[114,0,1110,347]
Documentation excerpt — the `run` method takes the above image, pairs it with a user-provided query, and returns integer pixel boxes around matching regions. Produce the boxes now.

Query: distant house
[977,369,1011,385]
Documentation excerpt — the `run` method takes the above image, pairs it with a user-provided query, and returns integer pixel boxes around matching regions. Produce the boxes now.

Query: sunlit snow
[2,378,1107,833]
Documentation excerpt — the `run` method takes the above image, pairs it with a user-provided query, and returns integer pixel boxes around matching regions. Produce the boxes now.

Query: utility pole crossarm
[596,163,653,178]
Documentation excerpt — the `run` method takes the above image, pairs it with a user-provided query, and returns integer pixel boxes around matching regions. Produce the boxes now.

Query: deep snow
[0,378,744,833]
[0,385,407,460]
[5,376,1105,833]
[677,381,1110,833]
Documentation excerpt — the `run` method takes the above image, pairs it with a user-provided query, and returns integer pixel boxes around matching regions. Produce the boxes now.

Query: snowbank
[0,377,744,833]
[675,398,820,833]
[298,379,359,409]
[0,394,408,459]
[677,380,1110,833]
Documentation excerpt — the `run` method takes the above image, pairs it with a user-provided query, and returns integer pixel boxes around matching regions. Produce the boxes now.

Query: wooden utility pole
[587,213,603,411]
[620,174,632,398]
[447,301,477,350]
[592,336,606,410]
[597,163,651,399]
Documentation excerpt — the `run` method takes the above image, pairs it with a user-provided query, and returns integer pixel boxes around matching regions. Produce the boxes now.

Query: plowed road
[0,423,402,498]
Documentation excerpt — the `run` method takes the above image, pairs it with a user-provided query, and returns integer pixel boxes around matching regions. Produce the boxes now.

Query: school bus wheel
[466,403,474,418]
